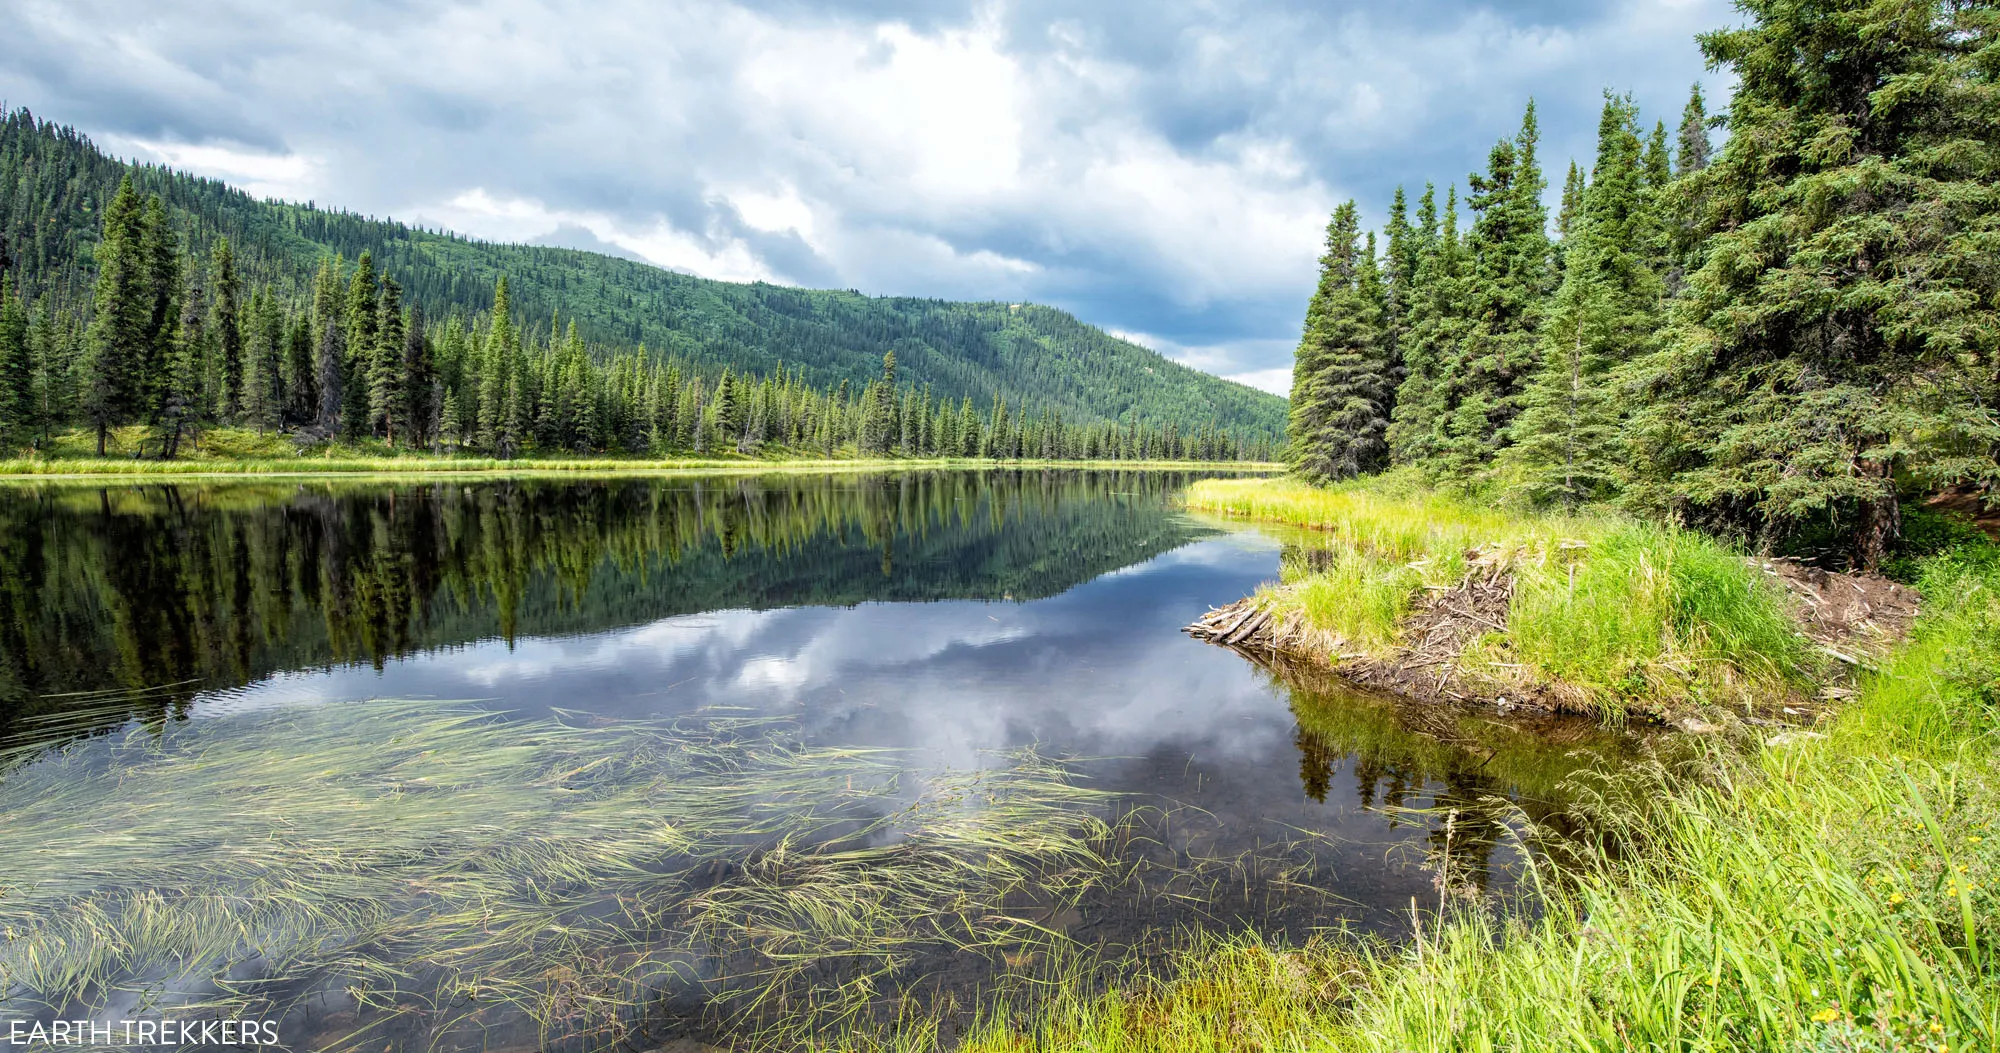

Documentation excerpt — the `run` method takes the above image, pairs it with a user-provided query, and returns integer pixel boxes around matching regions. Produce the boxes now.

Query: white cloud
[0,0,1736,383]
[105,136,323,202]
[417,188,782,283]
[1226,368,1293,397]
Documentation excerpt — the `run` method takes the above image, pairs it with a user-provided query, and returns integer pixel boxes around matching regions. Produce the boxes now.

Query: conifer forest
[1285,3,1998,569]
[0,113,1285,467]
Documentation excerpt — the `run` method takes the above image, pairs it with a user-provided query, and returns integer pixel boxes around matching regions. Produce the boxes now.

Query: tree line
[0,174,1273,463]
[0,109,1287,452]
[1286,0,1998,569]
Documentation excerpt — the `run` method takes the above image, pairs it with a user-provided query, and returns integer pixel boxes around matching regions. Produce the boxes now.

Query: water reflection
[0,470,1643,1050]
[0,470,1209,744]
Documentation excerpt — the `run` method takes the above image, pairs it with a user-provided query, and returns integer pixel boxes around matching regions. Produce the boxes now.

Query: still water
[0,470,1632,1050]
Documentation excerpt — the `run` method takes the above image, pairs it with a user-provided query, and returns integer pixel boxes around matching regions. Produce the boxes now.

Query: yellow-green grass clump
[1188,475,1820,716]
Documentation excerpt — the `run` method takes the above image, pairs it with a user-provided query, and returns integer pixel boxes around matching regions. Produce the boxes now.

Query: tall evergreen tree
[341,252,377,441]
[139,196,181,420]
[862,351,897,454]
[370,277,406,444]
[0,275,32,446]
[82,175,150,454]
[241,287,285,433]
[1626,0,2000,568]
[401,303,435,449]
[209,236,242,423]
[1431,102,1553,478]
[314,319,345,435]
[1503,93,1663,507]
[160,273,207,458]
[1676,82,1711,175]
[711,367,740,452]
[1287,202,1393,481]
[478,276,512,452]
[1557,161,1587,241]
[1386,183,1468,466]
[286,313,316,426]
[1641,120,1673,189]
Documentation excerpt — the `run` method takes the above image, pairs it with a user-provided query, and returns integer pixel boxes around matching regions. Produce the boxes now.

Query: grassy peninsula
[955,474,2000,1051]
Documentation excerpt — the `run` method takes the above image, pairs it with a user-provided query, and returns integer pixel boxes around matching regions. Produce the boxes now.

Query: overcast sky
[2,0,1736,394]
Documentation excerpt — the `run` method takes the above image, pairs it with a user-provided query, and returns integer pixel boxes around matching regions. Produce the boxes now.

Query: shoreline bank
[0,455,1285,483]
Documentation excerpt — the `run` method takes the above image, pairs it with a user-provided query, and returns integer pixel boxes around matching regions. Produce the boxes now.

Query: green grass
[1507,524,1819,713]
[1187,475,1819,716]
[945,496,2000,1052]
[1263,551,1424,654]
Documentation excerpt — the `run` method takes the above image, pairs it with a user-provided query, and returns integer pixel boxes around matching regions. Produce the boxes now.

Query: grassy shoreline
[0,454,1281,481]
[0,425,1280,481]
[944,474,1999,1052]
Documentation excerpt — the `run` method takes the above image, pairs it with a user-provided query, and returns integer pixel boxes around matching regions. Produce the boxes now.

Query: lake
[0,469,1634,1051]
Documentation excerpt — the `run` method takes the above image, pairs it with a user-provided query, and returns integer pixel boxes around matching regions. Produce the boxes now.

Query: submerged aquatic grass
[0,701,1114,1051]
[1187,475,1818,715]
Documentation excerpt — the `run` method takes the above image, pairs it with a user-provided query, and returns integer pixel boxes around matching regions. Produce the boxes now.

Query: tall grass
[1263,550,1424,653]
[1508,524,1817,714]
[1187,476,1817,714]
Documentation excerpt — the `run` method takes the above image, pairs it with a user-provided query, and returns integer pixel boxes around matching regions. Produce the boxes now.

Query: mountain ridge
[0,108,1285,439]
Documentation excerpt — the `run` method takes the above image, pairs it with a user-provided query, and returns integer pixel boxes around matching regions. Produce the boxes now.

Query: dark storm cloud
[0,0,1735,393]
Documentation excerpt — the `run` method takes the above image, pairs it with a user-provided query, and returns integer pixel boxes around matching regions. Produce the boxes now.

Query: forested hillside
[0,110,1284,461]
[1285,0,1998,568]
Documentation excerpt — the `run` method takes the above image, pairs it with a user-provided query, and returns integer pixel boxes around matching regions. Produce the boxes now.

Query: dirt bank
[1187,552,1919,726]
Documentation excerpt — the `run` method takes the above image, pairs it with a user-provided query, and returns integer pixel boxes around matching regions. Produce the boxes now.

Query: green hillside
[0,108,1284,440]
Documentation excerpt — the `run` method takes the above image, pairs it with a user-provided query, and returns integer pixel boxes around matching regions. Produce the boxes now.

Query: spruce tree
[210,237,242,422]
[439,387,462,451]
[241,288,284,434]
[862,351,897,454]
[401,303,434,449]
[0,275,32,446]
[369,277,406,444]
[160,275,207,458]
[341,252,376,441]
[139,197,180,419]
[957,397,978,457]
[1288,202,1393,481]
[82,175,150,454]
[1503,94,1662,508]
[711,367,739,451]
[478,277,512,452]
[1676,83,1711,175]
[1387,184,1467,466]
[1626,0,2000,568]
[314,319,345,435]
[1434,101,1553,478]
[28,304,78,444]
[1383,186,1419,317]
[1641,121,1673,189]
[1556,161,1586,241]
[286,313,316,426]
